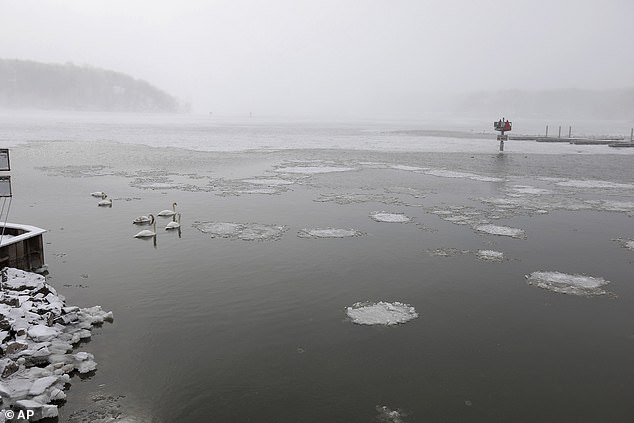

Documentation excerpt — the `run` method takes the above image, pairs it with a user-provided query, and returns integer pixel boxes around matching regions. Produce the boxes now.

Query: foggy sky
[2,0,633,117]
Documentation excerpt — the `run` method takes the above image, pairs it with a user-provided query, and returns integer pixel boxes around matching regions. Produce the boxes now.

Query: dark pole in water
[545,125,548,137]
[568,126,572,138]
[558,126,561,139]
[631,128,633,141]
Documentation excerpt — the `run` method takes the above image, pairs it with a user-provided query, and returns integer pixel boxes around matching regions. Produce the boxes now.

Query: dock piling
[545,125,548,137]
[558,126,561,139]
[568,126,572,138]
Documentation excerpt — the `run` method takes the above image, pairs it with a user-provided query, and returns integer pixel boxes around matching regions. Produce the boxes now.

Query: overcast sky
[2,0,633,116]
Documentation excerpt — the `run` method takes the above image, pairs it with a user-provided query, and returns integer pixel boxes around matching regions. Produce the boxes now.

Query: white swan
[97,195,112,207]
[91,191,106,197]
[158,202,177,217]
[165,213,181,230]
[134,220,156,238]
[133,214,154,224]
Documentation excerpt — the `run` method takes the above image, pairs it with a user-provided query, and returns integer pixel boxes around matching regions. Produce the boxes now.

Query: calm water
[5,115,634,422]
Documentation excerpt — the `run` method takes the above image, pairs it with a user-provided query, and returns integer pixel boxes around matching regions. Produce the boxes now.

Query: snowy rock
[0,268,113,420]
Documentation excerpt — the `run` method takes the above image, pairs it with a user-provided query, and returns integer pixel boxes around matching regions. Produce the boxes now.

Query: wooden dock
[0,223,47,273]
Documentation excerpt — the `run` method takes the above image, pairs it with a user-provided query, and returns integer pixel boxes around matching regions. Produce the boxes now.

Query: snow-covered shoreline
[0,268,113,421]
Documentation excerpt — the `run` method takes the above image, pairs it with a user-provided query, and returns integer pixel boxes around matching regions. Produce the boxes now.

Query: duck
[134,220,157,238]
[90,191,106,197]
[97,195,112,207]
[158,202,177,217]
[165,213,181,230]
[133,214,154,225]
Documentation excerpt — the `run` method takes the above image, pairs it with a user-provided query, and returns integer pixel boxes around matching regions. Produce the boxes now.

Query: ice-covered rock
[369,211,412,223]
[475,224,525,238]
[0,268,113,421]
[525,271,612,297]
[346,301,418,326]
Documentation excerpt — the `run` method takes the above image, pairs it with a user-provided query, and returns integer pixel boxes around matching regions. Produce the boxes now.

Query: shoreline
[0,268,113,421]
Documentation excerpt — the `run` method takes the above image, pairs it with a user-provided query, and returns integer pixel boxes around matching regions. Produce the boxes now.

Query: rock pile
[0,268,113,421]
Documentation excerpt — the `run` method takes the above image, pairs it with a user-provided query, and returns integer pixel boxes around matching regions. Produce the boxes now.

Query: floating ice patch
[613,238,634,251]
[555,179,634,189]
[389,164,428,172]
[297,228,365,238]
[192,221,288,241]
[476,250,504,262]
[508,185,553,195]
[525,271,612,297]
[315,193,402,206]
[424,169,503,182]
[36,165,114,178]
[475,224,525,238]
[376,405,407,423]
[426,248,468,257]
[274,166,355,174]
[369,211,412,223]
[240,178,294,186]
[594,200,634,213]
[346,302,418,326]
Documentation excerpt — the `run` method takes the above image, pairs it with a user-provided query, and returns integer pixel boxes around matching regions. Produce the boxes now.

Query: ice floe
[507,185,553,195]
[369,212,412,223]
[376,405,407,422]
[476,250,504,262]
[274,166,355,174]
[315,193,403,206]
[192,221,288,241]
[475,224,525,239]
[613,238,634,251]
[240,178,294,186]
[525,271,613,297]
[389,164,428,172]
[346,302,418,326]
[555,179,634,189]
[424,169,504,182]
[297,228,365,238]
[0,268,113,421]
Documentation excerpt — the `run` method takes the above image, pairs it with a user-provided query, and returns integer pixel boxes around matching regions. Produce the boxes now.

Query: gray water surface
[8,138,634,422]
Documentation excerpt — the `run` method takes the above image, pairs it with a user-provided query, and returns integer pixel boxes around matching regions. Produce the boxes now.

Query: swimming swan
[133,214,154,224]
[134,220,157,238]
[158,202,177,217]
[165,213,181,230]
[91,191,106,197]
[97,195,112,207]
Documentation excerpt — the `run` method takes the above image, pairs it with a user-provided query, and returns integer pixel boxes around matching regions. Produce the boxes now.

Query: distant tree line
[0,59,188,112]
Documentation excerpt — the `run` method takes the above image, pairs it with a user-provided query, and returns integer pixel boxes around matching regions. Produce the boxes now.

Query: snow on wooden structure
[0,223,47,272]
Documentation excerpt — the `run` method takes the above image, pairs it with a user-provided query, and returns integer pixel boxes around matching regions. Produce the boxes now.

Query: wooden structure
[0,223,47,272]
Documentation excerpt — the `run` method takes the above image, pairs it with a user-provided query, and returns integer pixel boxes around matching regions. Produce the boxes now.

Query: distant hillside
[0,59,186,112]
[454,89,634,120]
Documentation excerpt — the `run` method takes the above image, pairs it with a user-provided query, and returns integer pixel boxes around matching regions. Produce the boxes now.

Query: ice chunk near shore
[525,271,612,297]
[346,302,418,326]
[0,268,113,421]
[297,228,365,238]
[613,238,634,251]
[369,211,412,223]
[475,224,525,239]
